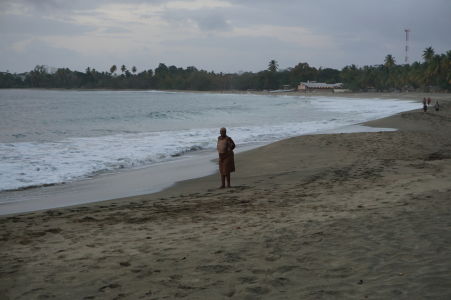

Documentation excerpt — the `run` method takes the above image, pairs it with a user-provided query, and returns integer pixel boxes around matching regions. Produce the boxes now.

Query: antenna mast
[404,29,410,64]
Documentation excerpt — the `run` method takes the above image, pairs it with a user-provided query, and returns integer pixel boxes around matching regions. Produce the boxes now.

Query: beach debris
[358,279,364,285]
[119,261,130,267]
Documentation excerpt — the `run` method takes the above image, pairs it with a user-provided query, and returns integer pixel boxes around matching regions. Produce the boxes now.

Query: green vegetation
[1,48,449,91]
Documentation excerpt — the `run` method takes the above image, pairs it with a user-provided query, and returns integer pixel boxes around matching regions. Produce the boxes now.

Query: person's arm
[228,137,235,150]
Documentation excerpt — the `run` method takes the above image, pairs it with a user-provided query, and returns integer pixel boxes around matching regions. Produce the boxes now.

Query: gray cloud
[0,0,94,13]
[225,0,451,66]
[0,14,94,36]
[194,13,231,32]
[0,0,450,73]
[100,27,131,34]
[0,39,84,72]
[0,0,165,13]
[158,7,232,32]
[161,34,335,72]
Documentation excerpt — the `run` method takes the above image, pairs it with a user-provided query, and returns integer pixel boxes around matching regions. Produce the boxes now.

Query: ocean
[0,89,418,210]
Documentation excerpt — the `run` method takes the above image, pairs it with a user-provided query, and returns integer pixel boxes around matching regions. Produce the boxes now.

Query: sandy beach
[1,93,451,299]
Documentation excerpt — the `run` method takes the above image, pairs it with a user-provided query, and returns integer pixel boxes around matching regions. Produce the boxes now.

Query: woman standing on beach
[217,127,235,188]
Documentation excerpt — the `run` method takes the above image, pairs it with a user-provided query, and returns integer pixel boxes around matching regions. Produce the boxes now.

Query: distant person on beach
[427,97,432,106]
[423,97,427,106]
[435,101,440,111]
[423,102,428,112]
[217,127,235,188]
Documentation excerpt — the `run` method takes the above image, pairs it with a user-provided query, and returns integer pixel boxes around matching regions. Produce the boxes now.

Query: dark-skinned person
[216,127,235,188]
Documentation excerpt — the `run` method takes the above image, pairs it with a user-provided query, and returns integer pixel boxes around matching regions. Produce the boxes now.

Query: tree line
[1,47,449,91]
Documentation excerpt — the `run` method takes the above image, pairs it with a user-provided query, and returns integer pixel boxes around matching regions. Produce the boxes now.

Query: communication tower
[404,29,410,64]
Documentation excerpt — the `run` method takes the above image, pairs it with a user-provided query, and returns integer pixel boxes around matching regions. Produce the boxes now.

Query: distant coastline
[1,50,450,92]
[2,87,448,102]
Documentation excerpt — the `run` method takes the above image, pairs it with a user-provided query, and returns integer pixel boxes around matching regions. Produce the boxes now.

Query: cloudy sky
[1,0,450,73]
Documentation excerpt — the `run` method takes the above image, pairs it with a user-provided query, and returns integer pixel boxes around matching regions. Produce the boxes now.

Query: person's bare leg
[220,175,226,188]
[226,174,231,188]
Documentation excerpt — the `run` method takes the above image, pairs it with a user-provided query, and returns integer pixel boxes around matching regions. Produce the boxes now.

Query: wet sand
[1,93,451,299]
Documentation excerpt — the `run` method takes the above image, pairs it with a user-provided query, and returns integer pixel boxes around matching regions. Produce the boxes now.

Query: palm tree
[384,54,396,68]
[132,66,137,74]
[110,65,117,75]
[422,47,435,63]
[444,51,451,88]
[383,54,396,89]
[268,59,278,72]
[121,65,127,74]
[423,48,442,88]
[428,54,443,85]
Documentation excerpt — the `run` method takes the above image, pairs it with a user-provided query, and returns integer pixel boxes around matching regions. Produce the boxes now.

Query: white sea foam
[0,91,419,192]
[0,122,334,191]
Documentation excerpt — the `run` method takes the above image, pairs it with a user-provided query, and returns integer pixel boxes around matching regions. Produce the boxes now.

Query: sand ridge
[1,94,451,299]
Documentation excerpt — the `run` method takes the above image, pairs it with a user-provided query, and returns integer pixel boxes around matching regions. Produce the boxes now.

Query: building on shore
[298,81,343,92]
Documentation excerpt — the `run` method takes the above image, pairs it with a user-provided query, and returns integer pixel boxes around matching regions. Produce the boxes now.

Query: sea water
[0,89,418,194]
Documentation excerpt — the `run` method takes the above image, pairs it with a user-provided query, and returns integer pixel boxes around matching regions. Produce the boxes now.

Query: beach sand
[1,93,451,299]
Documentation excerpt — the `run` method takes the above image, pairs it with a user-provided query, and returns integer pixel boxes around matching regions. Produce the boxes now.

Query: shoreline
[0,122,404,216]
[0,91,424,215]
[0,143,265,216]
[1,93,451,299]
[3,87,449,99]
[0,124,397,216]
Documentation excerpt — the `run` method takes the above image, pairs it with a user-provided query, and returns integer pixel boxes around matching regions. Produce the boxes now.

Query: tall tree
[110,65,117,75]
[384,54,396,68]
[268,59,279,72]
[383,54,396,89]
[444,51,451,88]
[132,66,137,74]
[423,47,436,87]
[423,47,435,63]
[121,65,127,74]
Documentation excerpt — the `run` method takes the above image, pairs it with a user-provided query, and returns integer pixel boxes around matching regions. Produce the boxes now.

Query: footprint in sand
[246,286,270,295]
[196,264,231,273]
[98,283,121,292]
[270,277,290,287]
[223,252,242,263]
[239,276,258,284]
[276,265,300,273]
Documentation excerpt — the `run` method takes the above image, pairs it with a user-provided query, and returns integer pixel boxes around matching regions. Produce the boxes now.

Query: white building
[298,81,343,91]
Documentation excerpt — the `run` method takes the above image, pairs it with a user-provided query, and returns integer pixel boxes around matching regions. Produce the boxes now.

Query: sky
[1,0,450,74]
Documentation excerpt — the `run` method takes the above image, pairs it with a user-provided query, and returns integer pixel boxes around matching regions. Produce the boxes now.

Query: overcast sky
[1,0,450,73]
